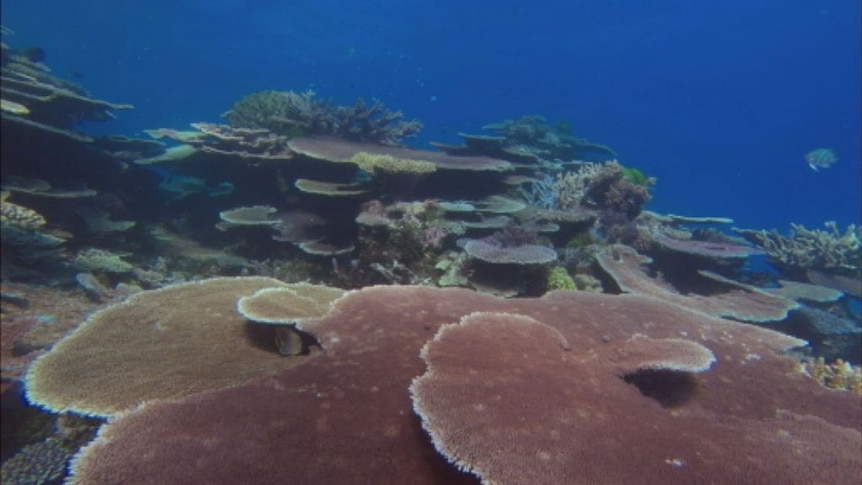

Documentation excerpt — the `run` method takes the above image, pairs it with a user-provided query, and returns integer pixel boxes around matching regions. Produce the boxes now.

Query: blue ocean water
[2,0,860,231]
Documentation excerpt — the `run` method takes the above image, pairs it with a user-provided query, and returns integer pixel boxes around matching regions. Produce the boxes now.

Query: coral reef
[2,26,859,484]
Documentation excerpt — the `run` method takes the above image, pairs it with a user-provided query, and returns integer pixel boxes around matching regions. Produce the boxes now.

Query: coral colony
[1,27,861,485]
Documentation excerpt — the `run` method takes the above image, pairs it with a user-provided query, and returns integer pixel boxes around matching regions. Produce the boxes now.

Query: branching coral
[521,164,602,210]
[224,90,422,145]
[523,161,652,219]
[802,357,862,395]
[333,98,423,145]
[356,200,453,267]
[753,221,861,271]
[222,90,332,136]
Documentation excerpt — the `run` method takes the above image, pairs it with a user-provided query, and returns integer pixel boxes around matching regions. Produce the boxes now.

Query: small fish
[275,326,304,356]
[805,148,838,172]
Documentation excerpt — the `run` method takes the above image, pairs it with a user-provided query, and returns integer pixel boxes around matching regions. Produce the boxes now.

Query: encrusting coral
[0,193,46,230]
[42,282,859,485]
[349,151,437,176]
[0,438,70,485]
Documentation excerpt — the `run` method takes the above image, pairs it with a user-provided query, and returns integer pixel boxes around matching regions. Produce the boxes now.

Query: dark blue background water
[3,0,860,232]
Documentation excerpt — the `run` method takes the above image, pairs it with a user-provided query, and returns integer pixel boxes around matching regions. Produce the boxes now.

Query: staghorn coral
[333,97,423,145]
[224,90,422,145]
[802,357,862,395]
[751,221,861,271]
[521,164,600,210]
[223,90,329,136]
[522,160,652,220]
[63,284,859,485]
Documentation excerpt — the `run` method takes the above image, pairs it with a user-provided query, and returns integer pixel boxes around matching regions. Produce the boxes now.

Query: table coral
[24,277,306,416]
[50,283,859,485]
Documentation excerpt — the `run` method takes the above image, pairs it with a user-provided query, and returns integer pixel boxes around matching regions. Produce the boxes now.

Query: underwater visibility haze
[0,1,860,484]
